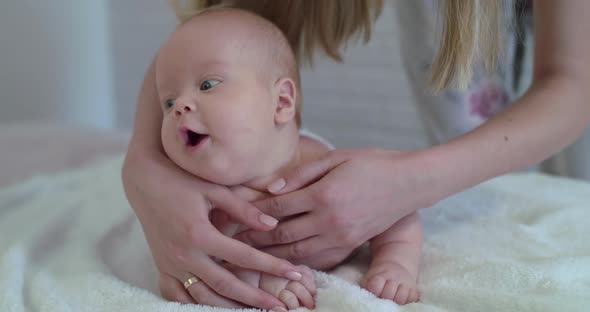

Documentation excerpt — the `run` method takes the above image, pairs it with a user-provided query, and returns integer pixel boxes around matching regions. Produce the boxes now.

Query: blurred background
[0,0,425,149]
[0,0,588,181]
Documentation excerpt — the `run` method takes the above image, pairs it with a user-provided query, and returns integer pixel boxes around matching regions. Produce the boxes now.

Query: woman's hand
[122,149,304,310]
[235,148,441,269]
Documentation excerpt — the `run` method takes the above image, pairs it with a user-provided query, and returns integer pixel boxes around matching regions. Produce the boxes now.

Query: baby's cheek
[199,152,247,184]
[160,123,177,156]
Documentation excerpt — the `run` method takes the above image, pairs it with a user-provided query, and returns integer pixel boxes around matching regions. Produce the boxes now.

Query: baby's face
[156,24,279,185]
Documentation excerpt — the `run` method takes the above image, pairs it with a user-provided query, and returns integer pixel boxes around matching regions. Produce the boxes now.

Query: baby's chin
[179,160,258,186]
[199,170,251,186]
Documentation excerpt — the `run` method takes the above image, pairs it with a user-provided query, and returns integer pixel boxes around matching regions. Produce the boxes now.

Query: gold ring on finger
[183,276,200,289]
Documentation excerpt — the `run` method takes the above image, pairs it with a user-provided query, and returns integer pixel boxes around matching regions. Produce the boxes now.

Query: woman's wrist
[380,148,449,211]
[389,141,488,210]
[420,143,480,202]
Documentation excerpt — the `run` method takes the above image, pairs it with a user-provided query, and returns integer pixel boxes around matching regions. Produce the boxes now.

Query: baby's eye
[165,99,175,109]
[200,79,220,91]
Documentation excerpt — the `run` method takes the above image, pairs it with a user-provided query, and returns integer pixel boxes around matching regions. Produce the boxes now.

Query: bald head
[168,8,301,124]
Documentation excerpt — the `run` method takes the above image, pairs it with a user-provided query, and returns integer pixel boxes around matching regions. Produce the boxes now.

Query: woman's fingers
[252,189,314,218]
[203,229,304,282]
[235,214,321,248]
[159,273,195,304]
[208,188,280,231]
[267,151,348,194]
[191,257,287,310]
[183,274,245,309]
[260,236,333,262]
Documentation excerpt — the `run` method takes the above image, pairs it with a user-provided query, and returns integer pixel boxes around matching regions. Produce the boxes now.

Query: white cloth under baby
[1,154,588,311]
[300,128,335,150]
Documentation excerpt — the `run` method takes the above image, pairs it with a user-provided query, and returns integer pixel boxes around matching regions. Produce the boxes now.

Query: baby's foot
[229,264,316,310]
[361,261,419,305]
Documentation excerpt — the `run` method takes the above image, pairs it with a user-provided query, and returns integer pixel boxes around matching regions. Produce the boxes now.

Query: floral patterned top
[394,0,532,144]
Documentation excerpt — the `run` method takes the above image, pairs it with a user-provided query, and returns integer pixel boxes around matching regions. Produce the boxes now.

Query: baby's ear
[274,78,296,125]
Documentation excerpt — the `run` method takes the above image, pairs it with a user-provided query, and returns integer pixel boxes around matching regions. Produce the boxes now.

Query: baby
[156,7,422,309]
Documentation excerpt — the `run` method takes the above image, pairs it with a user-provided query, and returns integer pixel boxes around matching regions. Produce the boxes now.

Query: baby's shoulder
[299,135,331,164]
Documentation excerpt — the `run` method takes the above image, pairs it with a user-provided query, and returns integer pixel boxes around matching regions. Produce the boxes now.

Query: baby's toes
[379,280,401,301]
[362,275,387,297]
[407,287,420,303]
[392,283,411,305]
[393,284,420,304]
[408,287,420,303]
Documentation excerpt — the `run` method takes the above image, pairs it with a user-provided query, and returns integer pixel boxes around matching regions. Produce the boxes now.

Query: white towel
[0,156,589,311]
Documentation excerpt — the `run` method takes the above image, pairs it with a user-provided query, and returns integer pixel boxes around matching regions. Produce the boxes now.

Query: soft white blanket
[1,157,589,312]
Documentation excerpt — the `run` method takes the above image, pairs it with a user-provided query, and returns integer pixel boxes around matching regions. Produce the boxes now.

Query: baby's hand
[259,265,316,310]
[229,264,316,310]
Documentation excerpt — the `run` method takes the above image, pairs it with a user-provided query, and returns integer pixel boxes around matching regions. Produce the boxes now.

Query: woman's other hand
[235,148,441,269]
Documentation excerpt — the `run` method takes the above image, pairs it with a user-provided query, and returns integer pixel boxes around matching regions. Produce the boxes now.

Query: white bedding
[0,156,589,311]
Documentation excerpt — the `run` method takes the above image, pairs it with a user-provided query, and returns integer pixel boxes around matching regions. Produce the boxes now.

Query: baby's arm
[362,212,422,305]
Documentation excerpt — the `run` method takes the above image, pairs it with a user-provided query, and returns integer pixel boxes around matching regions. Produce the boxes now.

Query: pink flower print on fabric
[468,82,510,120]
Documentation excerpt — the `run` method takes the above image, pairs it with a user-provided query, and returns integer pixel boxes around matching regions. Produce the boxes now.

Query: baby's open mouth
[182,128,209,148]
[187,130,206,146]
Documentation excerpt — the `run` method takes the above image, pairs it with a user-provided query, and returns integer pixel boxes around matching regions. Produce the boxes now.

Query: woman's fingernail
[285,271,302,281]
[267,178,286,193]
[259,214,278,227]
[271,307,288,312]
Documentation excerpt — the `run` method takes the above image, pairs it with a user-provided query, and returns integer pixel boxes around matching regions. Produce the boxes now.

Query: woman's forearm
[122,56,173,217]
[416,0,590,203]
[424,75,590,201]
[125,57,164,157]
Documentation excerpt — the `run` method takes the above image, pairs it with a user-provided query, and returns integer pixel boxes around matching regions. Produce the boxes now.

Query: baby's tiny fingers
[279,289,300,310]
[298,265,317,295]
[286,282,315,309]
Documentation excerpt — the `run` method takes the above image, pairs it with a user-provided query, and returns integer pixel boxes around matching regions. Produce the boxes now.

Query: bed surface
[0,123,129,187]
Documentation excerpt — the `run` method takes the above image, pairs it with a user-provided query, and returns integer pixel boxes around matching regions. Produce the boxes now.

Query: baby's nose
[174,100,196,117]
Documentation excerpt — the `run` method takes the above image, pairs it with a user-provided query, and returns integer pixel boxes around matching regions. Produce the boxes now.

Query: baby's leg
[225,264,316,310]
[361,212,422,305]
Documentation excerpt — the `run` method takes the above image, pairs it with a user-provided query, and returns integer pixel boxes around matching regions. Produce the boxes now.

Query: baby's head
[156,8,301,185]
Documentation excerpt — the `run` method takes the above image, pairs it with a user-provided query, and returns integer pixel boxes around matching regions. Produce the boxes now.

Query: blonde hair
[432,1,503,91]
[171,0,503,91]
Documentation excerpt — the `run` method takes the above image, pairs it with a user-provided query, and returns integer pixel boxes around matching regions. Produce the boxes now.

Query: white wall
[0,1,114,128]
[108,0,177,129]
